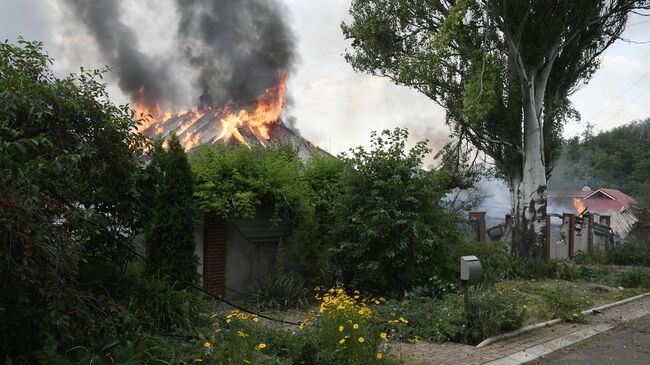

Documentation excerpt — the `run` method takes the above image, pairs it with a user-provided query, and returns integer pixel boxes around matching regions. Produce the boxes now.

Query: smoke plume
[64,0,180,110]
[175,0,296,106]
[64,0,296,111]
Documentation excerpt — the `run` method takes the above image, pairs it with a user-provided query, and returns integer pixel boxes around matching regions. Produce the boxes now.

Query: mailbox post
[460,255,482,340]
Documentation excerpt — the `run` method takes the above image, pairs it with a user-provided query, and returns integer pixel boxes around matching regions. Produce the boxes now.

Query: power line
[602,83,650,124]
[584,69,650,123]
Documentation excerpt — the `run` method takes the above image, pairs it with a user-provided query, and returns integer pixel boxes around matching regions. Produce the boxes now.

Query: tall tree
[342,0,649,258]
[145,135,198,283]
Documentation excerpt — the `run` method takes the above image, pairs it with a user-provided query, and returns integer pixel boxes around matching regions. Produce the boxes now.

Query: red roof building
[582,188,635,214]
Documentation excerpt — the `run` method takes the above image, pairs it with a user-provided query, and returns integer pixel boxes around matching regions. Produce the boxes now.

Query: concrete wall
[550,215,571,260]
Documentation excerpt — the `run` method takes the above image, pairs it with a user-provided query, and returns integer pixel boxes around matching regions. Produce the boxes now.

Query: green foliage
[563,119,650,196]
[0,39,148,360]
[330,128,459,295]
[377,289,526,345]
[249,273,310,311]
[145,135,199,284]
[190,144,325,281]
[541,289,589,323]
[450,242,521,286]
[616,269,650,289]
[123,274,206,332]
[191,144,310,221]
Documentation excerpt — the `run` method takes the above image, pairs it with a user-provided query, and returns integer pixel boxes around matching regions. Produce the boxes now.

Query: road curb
[475,292,650,348]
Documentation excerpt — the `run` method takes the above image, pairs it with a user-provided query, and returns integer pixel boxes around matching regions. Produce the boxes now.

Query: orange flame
[573,197,587,215]
[133,71,287,150]
[216,70,287,144]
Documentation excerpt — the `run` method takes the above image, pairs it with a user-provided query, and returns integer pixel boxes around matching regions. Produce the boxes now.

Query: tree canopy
[563,119,650,197]
[342,0,649,257]
[0,39,148,358]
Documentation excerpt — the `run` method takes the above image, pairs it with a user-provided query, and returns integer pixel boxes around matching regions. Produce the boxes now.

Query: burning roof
[135,72,326,160]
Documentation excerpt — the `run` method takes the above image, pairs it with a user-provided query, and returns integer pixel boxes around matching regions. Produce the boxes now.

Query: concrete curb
[475,292,650,348]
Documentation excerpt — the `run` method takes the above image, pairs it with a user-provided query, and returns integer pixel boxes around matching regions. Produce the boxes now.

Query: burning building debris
[64,0,315,154]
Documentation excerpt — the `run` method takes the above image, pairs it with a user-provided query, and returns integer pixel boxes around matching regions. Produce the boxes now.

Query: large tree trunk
[510,79,548,259]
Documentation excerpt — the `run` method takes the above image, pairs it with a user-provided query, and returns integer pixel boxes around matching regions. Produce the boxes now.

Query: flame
[133,70,287,150]
[216,70,286,144]
[573,197,587,215]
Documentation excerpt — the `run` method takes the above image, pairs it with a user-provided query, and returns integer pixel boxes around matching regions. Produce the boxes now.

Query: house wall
[225,224,278,296]
[194,223,204,285]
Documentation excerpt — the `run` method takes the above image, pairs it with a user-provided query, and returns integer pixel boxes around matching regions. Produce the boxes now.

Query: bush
[199,288,397,365]
[450,242,520,286]
[249,273,310,311]
[329,128,460,295]
[145,136,199,284]
[615,268,650,289]
[377,289,526,345]
[124,275,207,332]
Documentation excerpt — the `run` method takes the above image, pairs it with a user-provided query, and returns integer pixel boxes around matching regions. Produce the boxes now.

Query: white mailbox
[460,255,482,285]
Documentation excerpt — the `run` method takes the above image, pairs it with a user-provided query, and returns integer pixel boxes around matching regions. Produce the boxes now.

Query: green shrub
[377,289,526,345]
[329,128,460,295]
[451,242,520,286]
[574,250,607,265]
[541,289,588,322]
[249,273,310,311]
[616,268,650,289]
[606,239,650,267]
[200,289,397,365]
[145,136,199,284]
[124,275,207,332]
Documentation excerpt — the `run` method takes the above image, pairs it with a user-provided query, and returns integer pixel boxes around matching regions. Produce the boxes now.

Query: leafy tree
[330,128,459,295]
[145,135,199,283]
[342,0,648,258]
[0,39,147,360]
[563,119,650,196]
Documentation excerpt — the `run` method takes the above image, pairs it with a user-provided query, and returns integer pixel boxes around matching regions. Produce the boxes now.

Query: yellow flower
[399,317,409,324]
[237,330,247,337]
[339,338,346,344]
[203,341,211,348]
[353,323,359,329]
[358,337,365,343]
[379,332,388,341]
[338,325,344,332]
[195,358,203,363]
[252,316,260,322]
[255,342,267,351]
[523,304,528,309]
[376,353,383,360]
[226,318,232,324]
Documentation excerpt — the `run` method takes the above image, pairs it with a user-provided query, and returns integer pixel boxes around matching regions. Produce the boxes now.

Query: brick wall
[203,215,227,296]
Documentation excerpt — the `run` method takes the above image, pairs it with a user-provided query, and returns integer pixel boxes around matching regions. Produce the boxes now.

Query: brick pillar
[203,215,227,296]
[469,211,487,242]
[564,213,575,258]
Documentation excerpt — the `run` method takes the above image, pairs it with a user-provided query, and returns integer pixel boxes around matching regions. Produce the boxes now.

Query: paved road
[536,314,650,365]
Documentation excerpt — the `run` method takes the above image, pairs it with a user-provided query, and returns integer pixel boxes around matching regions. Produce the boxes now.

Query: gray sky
[2,0,650,155]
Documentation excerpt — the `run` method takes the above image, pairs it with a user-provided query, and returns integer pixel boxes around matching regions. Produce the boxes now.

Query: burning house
[473,185,639,261]
[136,77,327,297]
[64,0,326,296]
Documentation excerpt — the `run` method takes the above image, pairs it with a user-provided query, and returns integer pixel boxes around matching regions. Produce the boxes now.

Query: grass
[497,279,646,325]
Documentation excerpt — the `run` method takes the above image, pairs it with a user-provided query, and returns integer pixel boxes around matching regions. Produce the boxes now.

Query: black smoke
[64,0,296,111]
[64,0,180,110]
[176,0,296,106]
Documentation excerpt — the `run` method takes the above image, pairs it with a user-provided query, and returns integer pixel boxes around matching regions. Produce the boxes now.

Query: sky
[2,0,650,156]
